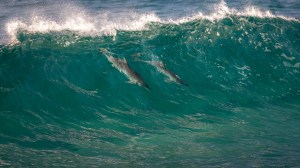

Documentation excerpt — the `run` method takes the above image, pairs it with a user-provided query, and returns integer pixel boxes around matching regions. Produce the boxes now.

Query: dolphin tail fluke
[144,84,151,91]
[178,78,189,87]
[183,83,189,87]
[181,81,189,88]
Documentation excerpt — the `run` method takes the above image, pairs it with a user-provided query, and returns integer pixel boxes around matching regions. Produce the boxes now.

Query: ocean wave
[5,0,298,43]
[1,1,300,166]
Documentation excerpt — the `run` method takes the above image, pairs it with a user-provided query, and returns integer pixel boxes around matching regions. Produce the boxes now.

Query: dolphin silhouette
[100,49,151,90]
[136,58,189,87]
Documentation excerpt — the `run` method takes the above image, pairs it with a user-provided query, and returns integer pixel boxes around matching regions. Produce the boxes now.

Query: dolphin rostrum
[100,49,150,90]
[136,58,189,87]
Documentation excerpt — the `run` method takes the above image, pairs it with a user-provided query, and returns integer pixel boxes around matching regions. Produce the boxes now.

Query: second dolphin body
[136,59,189,87]
[100,49,150,90]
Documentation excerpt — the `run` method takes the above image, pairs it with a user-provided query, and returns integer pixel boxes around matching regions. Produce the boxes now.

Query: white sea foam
[4,0,298,43]
[5,12,161,42]
[169,0,297,23]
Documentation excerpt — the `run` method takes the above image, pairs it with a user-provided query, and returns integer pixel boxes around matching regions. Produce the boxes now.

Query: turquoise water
[1,0,300,167]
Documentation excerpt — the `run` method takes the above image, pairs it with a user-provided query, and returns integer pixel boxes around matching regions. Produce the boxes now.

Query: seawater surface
[0,0,300,167]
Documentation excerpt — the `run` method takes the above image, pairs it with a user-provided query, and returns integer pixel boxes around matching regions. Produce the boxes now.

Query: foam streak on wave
[4,0,298,43]
[6,12,161,42]
[170,0,297,23]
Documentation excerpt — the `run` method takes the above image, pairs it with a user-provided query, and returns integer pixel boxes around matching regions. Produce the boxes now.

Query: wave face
[1,1,300,167]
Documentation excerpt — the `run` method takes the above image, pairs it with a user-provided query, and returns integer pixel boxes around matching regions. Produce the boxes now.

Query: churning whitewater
[0,0,300,167]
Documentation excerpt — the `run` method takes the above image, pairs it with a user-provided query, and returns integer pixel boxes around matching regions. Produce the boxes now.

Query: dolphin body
[136,59,189,87]
[100,49,150,90]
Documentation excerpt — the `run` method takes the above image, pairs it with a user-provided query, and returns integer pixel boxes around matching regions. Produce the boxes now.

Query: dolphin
[135,59,189,87]
[100,49,151,90]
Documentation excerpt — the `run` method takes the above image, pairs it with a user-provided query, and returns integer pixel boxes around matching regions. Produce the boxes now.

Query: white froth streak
[169,1,297,24]
[5,1,298,43]
[6,16,99,42]
[5,13,161,42]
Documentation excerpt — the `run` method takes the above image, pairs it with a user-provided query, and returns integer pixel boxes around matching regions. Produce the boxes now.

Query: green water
[0,16,300,167]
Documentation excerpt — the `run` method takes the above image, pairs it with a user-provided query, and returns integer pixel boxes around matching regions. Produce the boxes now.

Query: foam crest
[96,12,161,33]
[168,1,232,23]
[241,6,274,18]
[170,0,297,24]
[5,11,161,42]
[4,0,297,42]
[6,16,97,42]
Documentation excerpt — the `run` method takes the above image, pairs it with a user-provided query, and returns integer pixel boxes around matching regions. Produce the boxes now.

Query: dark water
[0,0,300,167]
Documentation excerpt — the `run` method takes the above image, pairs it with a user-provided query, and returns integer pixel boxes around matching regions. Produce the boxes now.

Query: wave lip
[4,0,298,43]
[169,1,298,24]
[5,12,161,42]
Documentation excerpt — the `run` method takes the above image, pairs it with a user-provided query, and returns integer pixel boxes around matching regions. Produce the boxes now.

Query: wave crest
[5,0,298,43]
